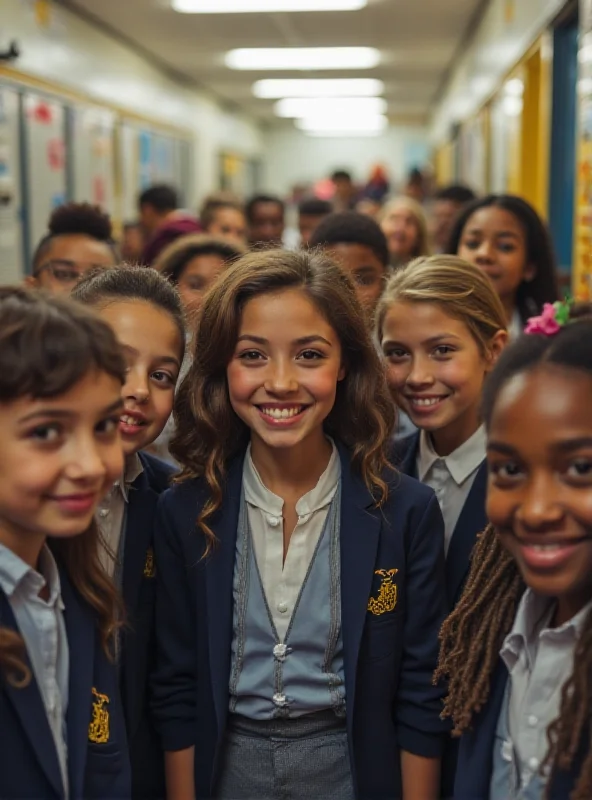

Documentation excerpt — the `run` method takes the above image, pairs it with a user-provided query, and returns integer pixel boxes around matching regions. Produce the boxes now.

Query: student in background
[121,221,145,263]
[379,197,431,269]
[139,184,201,266]
[447,194,559,338]
[330,169,358,211]
[73,266,186,800]
[200,196,247,247]
[245,194,285,248]
[152,249,449,800]
[27,203,117,295]
[430,185,476,254]
[155,234,245,333]
[377,255,508,797]
[437,313,592,800]
[0,287,130,800]
[309,210,389,325]
[297,197,332,248]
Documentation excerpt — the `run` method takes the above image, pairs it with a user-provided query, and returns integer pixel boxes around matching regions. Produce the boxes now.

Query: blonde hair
[376,255,508,354]
[379,196,431,261]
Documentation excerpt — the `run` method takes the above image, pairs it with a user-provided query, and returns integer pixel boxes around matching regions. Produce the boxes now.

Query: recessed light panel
[173,0,365,10]
[253,78,384,98]
[226,47,380,71]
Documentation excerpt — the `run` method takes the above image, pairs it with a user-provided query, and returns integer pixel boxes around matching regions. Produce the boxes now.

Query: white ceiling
[61,0,489,126]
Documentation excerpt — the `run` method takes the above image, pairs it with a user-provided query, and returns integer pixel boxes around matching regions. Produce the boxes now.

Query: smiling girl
[0,288,130,799]
[73,265,185,799]
[152,249,449,800]
[447,194,559,338]
[437,314,592,800]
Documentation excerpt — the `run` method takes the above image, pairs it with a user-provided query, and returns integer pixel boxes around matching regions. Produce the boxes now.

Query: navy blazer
[152,441,450,800]
[455,660,587,799]
[392,432,488,609]
[0,566,130,800]
[120,451,174,799]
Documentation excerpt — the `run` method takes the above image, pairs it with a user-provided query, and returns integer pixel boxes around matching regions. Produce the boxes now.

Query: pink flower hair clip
[524,297,573,336]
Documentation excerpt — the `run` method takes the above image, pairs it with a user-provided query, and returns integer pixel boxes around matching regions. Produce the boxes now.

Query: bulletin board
[22,92,68,261]
[70,104,116,215]
[573,23,592,299]
[0,86,24,282]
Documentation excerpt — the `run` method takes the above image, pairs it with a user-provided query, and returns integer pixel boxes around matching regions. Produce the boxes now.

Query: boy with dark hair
[245,194,285,247]
[200,196,246,246]
[431,184,477,253]
[27,202,117,295]
[310,210,389,323]
[298,197,332,248]
[138,184,201,266]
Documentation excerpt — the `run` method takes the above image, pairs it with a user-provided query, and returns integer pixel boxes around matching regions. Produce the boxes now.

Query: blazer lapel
[0,590,64,797]
[446,461,488,606]
[121,471,157,617]
[337,443,381,734]
[205,455,245,738]
[62,570,95,800]
[393,433,419,478]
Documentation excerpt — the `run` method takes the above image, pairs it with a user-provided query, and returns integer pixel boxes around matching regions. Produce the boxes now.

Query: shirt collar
[417,425,486,485]
[243,439,341,517]
[501,588,592,672]
[509,308,523,341]
[116,452,144,503]
[0,543,64,610]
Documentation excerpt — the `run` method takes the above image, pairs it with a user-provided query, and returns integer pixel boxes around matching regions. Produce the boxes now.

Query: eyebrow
[19,398,124,423]
[465,228,520,239]
[381,333,461,346]
[488,437,592,456]
[353,265,380,274]
[237,334,333,347]
[487,442,517,456]
[121,344,181,369]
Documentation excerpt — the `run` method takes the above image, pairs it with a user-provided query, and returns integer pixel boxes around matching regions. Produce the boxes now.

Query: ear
[24,274,38,288]
[523,262,536,282]
[485,329,508,372]
[337,364,347,382]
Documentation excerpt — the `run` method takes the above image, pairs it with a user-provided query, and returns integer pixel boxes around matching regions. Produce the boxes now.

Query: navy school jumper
[151,440,450,800]
[454,660,588,799]
[120,450,175,799]
[0,566,131,800]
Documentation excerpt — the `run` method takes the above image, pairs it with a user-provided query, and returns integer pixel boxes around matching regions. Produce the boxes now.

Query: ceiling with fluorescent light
[59,0,489,127]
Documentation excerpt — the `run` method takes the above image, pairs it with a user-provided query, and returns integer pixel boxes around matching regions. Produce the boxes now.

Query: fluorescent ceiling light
[275,97,387,117]
[173,0,365,11]
[226,47,380,71]
[306,130,382,137]
[296,114,388,132]
[253,78,384,98]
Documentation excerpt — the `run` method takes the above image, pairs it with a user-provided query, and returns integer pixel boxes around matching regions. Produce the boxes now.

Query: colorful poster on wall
[573,12,592,297]
[71,105,115,216]
[22,92,67,260]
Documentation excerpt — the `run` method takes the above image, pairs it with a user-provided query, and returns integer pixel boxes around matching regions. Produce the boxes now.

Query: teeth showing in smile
[410,397,442,407]
[530,544,562,552]
[121,415,145,426]
[261,407,303,419]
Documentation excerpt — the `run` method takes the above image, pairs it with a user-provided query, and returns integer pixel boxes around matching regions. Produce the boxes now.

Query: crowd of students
[0,172,590,800]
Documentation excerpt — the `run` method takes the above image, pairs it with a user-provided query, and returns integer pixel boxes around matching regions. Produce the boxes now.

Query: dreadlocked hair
[435,523,524,734]
[0,287,126,686]
[437,317,592,799]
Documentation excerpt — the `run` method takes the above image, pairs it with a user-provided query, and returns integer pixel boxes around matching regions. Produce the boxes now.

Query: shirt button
[277,601,288,614]
[99,508,109,518]
[528,714,538,727]
[267,515,280,527]
[272,692,287,707]
[528,757,539,771]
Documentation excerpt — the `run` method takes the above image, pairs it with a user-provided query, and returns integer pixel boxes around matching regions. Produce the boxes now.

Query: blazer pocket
[86,743,123,774]
[363,612,399,660]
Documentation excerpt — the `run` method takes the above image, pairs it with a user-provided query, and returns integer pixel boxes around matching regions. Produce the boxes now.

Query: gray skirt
[215,711,355,800]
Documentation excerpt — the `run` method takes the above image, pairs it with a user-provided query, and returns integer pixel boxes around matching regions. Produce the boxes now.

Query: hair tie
[524,297,573,336]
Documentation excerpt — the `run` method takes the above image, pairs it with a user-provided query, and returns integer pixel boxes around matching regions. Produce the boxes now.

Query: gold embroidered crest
[143,547,156,578]
[367,569,399,615]
[88,688,110,744]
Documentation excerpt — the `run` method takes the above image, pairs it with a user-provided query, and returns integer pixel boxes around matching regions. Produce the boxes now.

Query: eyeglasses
[36,259,110,285]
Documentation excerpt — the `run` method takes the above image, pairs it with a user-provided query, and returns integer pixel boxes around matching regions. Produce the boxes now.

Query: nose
[124,366,150,404]
[264,359,298,395]
[405,356,434,388]
[516,472,565,530]
[474,240,494,264]
[65,435,110,484]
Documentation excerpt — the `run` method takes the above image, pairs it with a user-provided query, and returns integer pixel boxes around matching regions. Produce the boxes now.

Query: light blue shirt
[0,543,69,797]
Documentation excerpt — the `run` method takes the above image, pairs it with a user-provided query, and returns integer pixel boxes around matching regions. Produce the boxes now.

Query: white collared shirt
[97,453,144,576]
[509,309,523,341]
[243,441,341,641]
[416,425,486,554]
[0,543,69,796]
[500,590,592,788]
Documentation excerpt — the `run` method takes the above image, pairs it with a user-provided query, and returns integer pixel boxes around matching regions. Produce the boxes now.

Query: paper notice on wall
[0,87,24,283]
[583,0,592,35]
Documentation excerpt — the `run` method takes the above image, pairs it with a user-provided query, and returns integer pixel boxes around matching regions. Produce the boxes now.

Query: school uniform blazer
[152,441,450,800]
[0,567,130,800]
[120,451,175,799]
[455,660,587,799]
[392,433,488,609]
